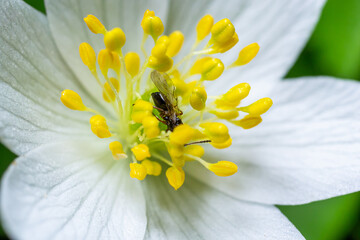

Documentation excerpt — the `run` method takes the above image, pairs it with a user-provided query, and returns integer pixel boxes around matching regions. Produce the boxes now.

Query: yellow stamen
[79,42,96,72]
[131,144,151,161]
[201,58,224,80]
[141,9,164,42]
[60,89,87,111]
[109,141,127,160]
[196,14,214,41]
[142,116,160,139]
[232,43,260,66]
[103,77,120,102]
[104,27,126,52]
[232,115,263,129]
[142,159,162,176]
[84,14,106,34]
[131,99,154,123]
[183,145,205,161]
[130,163,147,180]
[166,166,185,190]
[167,31,184,57]
[89,115,112,138]
[125,52,140,77]
[238,97,273,115]
[208,161,238,176]
[190,86,207,111]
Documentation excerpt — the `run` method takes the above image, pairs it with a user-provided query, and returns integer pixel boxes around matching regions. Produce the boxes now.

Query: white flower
[1,0,359,239]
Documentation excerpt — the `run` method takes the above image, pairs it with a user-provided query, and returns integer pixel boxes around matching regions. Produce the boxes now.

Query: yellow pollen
[60,9,272,189]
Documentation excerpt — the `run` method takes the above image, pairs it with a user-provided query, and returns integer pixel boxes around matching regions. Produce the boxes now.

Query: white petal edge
[1,140,146,240]
[45,0,169,108]
[143,175,303,240]
[165,0,326,93]
[0,0,100,155]
[187,76,360,205]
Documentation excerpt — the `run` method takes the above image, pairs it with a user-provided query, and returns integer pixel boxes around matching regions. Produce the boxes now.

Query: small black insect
[150,70,183,131]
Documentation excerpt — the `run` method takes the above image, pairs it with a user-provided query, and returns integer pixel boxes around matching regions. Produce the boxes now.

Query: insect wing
[150,70,177,106]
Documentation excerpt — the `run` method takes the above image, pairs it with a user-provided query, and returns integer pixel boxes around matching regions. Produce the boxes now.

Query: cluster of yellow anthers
[60,10,272,190]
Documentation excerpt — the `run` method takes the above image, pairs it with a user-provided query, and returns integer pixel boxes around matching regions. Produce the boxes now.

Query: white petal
[143,176,303,240]
[1,140,146,240]
[45,0,169,104]
[0,0,99,155]
[188,77,360,205]
[165,0,326,92]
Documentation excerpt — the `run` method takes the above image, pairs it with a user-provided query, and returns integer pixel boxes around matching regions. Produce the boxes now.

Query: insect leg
[152,113,168,125]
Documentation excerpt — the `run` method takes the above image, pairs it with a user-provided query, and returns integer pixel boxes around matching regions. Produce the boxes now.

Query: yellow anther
[167,31,184,57]
[129,163,147,180]
[210,18,235,45]
[196,14,214,41]
[98,49,113,76]
[60,89,87,111]
[104,28,126,52]
[142,116,160,139]
[169,124,195,145]
[103,77,120,102]
[215,83,251,108]
[125,52,140,77]
[210,109,239,120]
[208,161,238,176]
[89,115,112,138]
[131,99,153,123]
[190,86,207,111]
[167,143,184,159]
[131,144,151,161]
[190,57,212,75]
[151,43,168,58]
[238,97,273,115]
[79,42,96,72]
[148,56,173,72]
[157,35,171,47]
[110,51,121,74]
[166,166,185,190]
[211,137,232,149]
[141,160,162,176]
[200,122,230,144]
[183,145,204,161]
[210,32,238,54]
[233,43,260,66]
[141,9,164,41]
[148,42,173,72]
[232,115,262,129]
[172,77,188,96]
[84,15,106,34]
[201,58,224,80]
[109,141,127,160]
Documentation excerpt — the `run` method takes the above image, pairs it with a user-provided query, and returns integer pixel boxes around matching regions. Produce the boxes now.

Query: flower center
[60,10,272,190]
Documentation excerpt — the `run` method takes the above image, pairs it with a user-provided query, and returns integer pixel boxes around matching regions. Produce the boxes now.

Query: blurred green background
[1,0,360,239]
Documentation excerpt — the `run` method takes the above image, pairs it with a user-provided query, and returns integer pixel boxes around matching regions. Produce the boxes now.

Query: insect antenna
[184,140,211,146]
